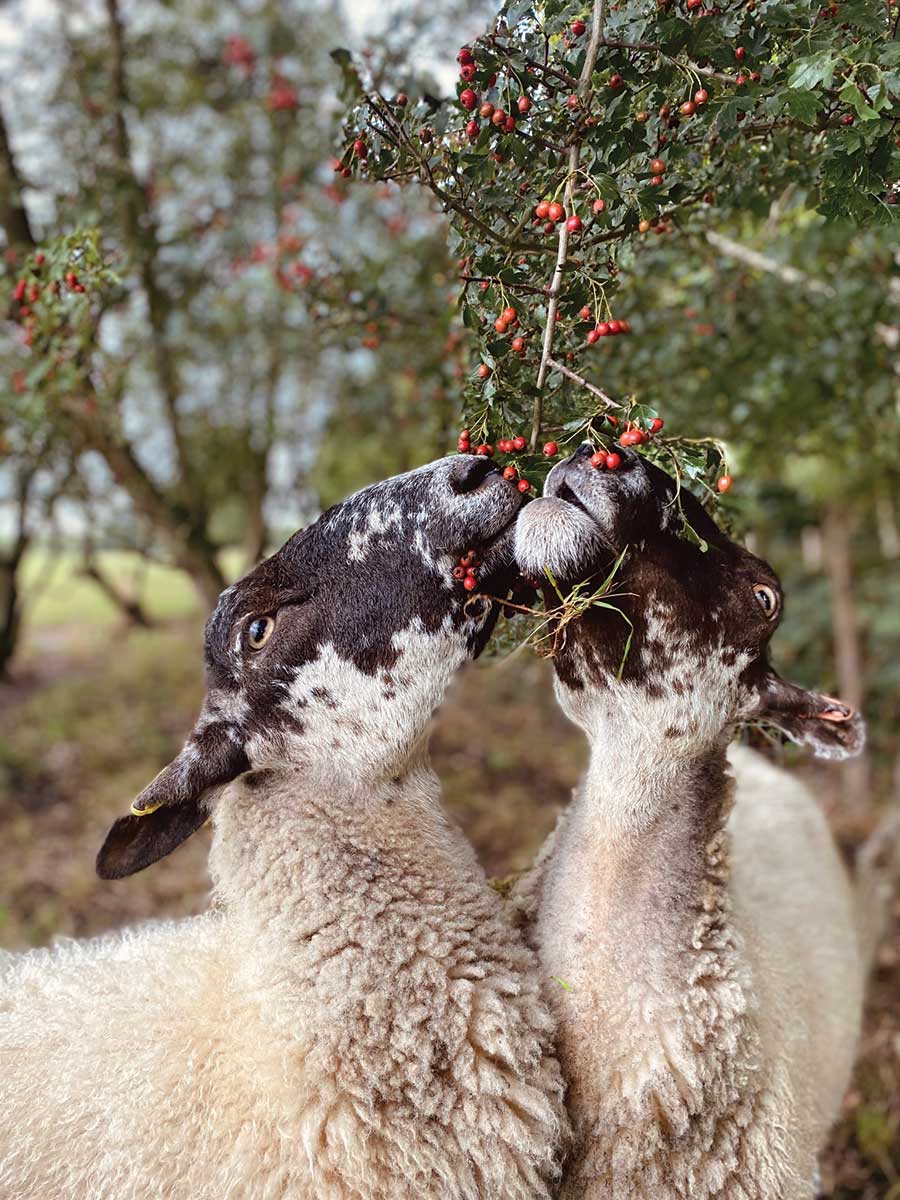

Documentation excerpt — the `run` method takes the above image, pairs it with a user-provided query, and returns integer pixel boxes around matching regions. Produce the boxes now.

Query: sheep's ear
[753,673,865,761]
[96,724,249,879]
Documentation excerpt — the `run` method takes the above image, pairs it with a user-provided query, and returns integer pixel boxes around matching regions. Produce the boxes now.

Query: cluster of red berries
[582,308,631,343]
[493,304,519,335]
[619,417,663,446]
[453,550,482,591]
[532,200,586,236]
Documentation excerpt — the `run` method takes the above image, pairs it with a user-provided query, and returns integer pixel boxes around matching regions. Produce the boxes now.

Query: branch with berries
[333,0,899,501]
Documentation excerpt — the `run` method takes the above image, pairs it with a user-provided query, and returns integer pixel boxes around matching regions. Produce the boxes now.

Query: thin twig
[546,357,625,409]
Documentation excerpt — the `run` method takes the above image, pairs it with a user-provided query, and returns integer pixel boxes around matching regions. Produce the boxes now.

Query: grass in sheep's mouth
[488,546,636,678]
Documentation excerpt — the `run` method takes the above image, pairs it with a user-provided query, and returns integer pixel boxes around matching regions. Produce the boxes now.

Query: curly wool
[523,744,865,1200]
[0,767,568,1200]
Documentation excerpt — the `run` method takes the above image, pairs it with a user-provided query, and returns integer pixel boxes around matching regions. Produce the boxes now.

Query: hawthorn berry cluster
[452,549,483,591]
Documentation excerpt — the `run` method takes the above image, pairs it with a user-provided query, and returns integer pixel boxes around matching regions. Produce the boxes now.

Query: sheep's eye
[752,584,780,620]
[247,616,275,649]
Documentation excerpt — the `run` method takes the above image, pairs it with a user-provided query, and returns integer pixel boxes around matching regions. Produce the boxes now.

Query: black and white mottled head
[514,443,864,762]
[97,455,523,879]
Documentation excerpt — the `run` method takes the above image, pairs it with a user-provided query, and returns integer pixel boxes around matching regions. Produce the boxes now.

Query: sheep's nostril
[450,455,497,495]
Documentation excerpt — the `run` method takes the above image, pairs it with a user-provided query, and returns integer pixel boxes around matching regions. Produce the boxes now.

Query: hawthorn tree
[336,0,899,499]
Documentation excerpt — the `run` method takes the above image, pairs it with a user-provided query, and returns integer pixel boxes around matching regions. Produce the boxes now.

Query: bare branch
[705,229,835,297]
[546,357,625,409]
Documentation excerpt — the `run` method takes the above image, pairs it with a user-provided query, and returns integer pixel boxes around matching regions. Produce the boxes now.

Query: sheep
[513,442,883,1200]
[0,454,568,1200]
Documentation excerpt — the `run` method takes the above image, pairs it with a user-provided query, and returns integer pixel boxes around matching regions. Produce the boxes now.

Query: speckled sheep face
[514,443,864,760]
[97,455,523,878]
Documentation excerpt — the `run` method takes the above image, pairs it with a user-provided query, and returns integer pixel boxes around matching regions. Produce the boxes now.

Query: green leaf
[787,53,836,91]
[838,81,881,122]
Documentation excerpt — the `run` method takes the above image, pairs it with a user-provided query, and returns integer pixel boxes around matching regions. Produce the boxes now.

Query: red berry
[501,306,516,322]
[466,119,479,139]
[503,465,518,481]
[650,175,664,187]
[512,435,527,451]
[480,102,495,118]
[460,429,471,440]
[352,138,367,156]
[517,478,531,494]
[494,318,509,334]
[638,219,651,233]
[736,74,748,86]
[650,157,666,174]
[458,439,471,453]
[73,283,85,293]
[840,113,854,126]
[596,321,610,337]
[543,441,559,457]
[503,115,516,132]
[590,451,605,468]
[580,305,592,320]
[491,108,506,126]
[604,452,622,470]
[457,47,474,65]
[592,198,606,214]
[475,443,494,457]
[544,221,556,235]
[635,110,649,123]
[395,93,408,106]
[535,200,550,218]
[750,70,761,83]
[517,95,532,114]
[571,18,587,35]
[497,438,511,452]
[649,417,664,433]
[607,319,621,335]
[460,88,478,111]
[694,88,709,105]
[619,319,631,334]
[463,575,478,591]
[566,214,582,233]
[567,94,580,109]
[587,328,601,344]
[548,201,565,222]
[460,63,476,82]
[12,279,26,302]
[477,363,491,379]
[511,336,526,352]
[680,100,695,117]
[717,474,733,493]
[609,74,624,90]
[687,0,703,9]
[734,46,746,61]
[65,272,77,288]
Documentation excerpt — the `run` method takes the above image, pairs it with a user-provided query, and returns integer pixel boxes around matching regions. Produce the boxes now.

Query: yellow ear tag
[130,798,166,817]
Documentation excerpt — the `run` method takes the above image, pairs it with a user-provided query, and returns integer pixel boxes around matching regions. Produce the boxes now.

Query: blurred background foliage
[0,2,898,1194]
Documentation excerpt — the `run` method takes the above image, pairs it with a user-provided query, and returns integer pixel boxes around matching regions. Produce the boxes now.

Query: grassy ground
[1,550,897,1196]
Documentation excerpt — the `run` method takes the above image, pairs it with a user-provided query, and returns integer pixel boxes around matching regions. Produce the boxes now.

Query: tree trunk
[0,470,34,678]
[0,103,35,250]
[822,502,870,807]
[80,558,153,628]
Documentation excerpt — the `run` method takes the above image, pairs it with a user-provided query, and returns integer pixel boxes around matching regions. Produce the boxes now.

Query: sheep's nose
[450,455,497,495]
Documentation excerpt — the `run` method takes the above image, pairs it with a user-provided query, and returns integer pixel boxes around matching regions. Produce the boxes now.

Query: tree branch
[532,0,607,449]
[705,229,835,296]
[546,357,625,409]
[104,0,204,513]
[0,102,35,250]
